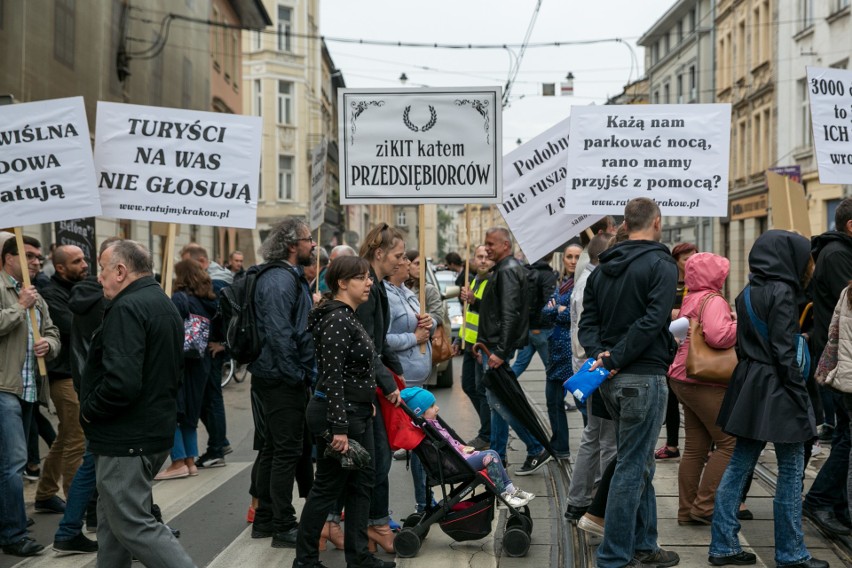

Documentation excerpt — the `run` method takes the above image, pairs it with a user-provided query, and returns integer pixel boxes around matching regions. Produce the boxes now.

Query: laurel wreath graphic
[402,105,438,132]
[454,99,491,144]
[349,100,385,144]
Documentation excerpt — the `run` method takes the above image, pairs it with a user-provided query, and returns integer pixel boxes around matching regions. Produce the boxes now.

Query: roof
[227,0,272,29]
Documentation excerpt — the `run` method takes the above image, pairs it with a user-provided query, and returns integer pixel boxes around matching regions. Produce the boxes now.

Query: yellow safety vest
[463,278,489,345]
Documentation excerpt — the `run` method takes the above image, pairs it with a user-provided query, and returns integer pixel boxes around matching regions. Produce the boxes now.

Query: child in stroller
[400,387,535,508]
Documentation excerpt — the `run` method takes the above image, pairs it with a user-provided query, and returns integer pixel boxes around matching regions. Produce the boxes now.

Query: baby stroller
[389,402,534,558]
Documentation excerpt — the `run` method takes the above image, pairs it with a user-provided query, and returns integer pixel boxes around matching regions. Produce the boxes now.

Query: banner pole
[419,205,427,355]
[784,176,794,230]
[460,205,471,350]
[161,223,176,297]
[13,227,47,376]
[315,227,321,296]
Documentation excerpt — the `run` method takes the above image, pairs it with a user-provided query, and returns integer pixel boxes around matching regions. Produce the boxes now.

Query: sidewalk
[514,356,849,567]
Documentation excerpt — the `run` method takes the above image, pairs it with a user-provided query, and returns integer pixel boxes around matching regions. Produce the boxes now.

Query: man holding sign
[1,235,60,558]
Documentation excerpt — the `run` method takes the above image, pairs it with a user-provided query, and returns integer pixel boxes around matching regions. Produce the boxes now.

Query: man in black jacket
[35,245,88,515]
[579,198,679,568]
[510,253,557,378]
[470,227,550,476]
[248,217,316,549]
[802,198,852,536]
[80,240,194,567]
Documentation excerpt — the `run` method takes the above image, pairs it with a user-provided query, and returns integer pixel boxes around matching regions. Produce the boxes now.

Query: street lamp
[399,72,408,86]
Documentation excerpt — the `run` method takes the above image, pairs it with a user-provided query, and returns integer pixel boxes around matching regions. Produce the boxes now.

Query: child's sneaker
[501,490,531,508]
[513,488,535,502]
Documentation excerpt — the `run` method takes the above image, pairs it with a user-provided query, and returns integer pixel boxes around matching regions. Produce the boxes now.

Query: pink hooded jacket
[668,253,737,385]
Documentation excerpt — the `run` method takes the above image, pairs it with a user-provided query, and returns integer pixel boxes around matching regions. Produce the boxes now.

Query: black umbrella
[473,343,555,457]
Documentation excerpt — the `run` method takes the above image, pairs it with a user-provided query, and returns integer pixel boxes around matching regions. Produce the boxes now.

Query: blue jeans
[410,452,433,513]
[510,329,552,377]
[201,354,228,455]
[545,380,570,455]
[170,424,199,461]
[596,373,667,568]
[710,437,810,566]
[55,447,97,542]
[804,389,849,518]
[479,357,544,462]
[461,349,490,440]
[0,392,28,545]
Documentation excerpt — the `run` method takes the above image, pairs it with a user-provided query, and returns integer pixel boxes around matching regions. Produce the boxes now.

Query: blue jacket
[248,263,314,386]
[384,281,434,386]
[541,279,573,382]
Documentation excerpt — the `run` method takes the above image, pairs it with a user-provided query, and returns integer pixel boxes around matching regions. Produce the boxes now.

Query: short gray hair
[260,217,309,261]
[330,245,356,260]
[486,227,513,247]
[105,240,152,275]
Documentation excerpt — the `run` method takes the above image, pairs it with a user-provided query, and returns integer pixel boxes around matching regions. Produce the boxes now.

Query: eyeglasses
[10,252,45,263]
[296,237,316,243]
[351,274,374,282]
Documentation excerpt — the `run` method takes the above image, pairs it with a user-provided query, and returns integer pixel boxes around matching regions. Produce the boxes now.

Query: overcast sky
[320,0,678,149]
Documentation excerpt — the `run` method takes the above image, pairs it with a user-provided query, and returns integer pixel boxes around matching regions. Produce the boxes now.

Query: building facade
[639,0,717,254]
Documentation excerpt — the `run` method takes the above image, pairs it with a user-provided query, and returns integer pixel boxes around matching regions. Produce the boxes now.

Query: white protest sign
[500,117,601,263]
[309,138,327,231]
[339,87,502,204]
[0,97,101,227]
[565,104,732,216]
[94,102,262,229]
[807,66,852,184]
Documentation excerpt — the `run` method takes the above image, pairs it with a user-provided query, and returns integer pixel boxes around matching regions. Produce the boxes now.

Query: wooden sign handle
[161,223,177,297]
[460,205,471,349]
[13,228,47,376]
[419,206,427,355]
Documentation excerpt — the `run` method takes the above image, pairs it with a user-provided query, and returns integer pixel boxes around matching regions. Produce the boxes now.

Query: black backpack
[219,260,292,364]
[525,264,556,325]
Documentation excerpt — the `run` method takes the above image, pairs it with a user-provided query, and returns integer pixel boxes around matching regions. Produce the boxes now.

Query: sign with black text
[565,104,731,216]
[500,118,601,263]
[54,218,97,270]
[339,87,502,204]
[807,66,852,184]
[94,102,262,229]
[0,97,101,227]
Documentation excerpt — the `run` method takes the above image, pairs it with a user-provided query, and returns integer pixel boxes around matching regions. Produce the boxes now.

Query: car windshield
[434,271,456,294]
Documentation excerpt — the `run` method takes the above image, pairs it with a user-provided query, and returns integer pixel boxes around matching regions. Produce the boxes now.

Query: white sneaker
[513,488,535,502]
[501,490,531,508]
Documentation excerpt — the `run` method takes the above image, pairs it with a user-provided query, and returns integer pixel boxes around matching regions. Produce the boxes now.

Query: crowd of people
[4,195,852,568]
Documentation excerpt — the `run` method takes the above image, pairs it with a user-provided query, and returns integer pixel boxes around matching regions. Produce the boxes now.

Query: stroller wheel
[506,512,533,534]
[402,512,430,538]
[503,527,531,557]
[394,528,421,558]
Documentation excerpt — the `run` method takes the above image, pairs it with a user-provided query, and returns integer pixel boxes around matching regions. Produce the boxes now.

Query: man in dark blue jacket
[80,239,194,567]
[248,217,315,549]
[579,198,679,568]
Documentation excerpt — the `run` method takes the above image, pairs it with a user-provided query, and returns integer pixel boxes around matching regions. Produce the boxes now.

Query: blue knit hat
[400,387,436,417]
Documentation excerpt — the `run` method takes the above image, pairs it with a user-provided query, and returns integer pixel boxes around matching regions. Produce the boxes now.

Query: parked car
[434,270,463,342]
[424,260,460,388]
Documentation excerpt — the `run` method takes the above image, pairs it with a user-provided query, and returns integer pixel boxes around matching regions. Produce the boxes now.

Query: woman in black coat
[709,230,825,568]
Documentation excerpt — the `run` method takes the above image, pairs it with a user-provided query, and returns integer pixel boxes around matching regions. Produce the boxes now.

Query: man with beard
[34,246,89,516]
[248,217,316,549]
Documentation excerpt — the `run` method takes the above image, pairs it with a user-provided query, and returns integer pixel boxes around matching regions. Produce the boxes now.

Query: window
[664,33,670,54]
[663,83,670,104]
[397,209,407,226]
[109,0,122,94]
[54,0,75,68]
[689,65,697,100]
[800,0,814,30]
[182,57,192,109]
[253,79,262,116]
[150,32,163,105]
[831,58,849,70]
[689,8,696,32]
[798,78,812,147]
[278,155,294,201]
[737,119,748,178]
[752,111,762,172]
[277,81,292,124]
[676,21,683,43]
[277,5,291,51]
[231,32,238,84]
[212,6,220,70]
[653,90,660,104]
[838,0,851,10]
[222,14,229,81]
[253,30,262,50]
[652,43,659,64]
[676,74,683,104]
[752,4,761,64]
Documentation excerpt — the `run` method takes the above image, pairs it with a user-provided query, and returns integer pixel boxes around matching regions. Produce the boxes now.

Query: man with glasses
[0,235,60,557]
[248,217,316,549]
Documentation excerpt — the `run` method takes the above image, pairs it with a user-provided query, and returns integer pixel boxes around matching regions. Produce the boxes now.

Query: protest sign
[807,66,852,184]
[565,104,732,216]
[338,87,502,204]
[766,170,810,238]
[94,102,262,229]
[54,218,97,270]
[0,97,101,228]
[309,138,327,231]
[500,118,601,263]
